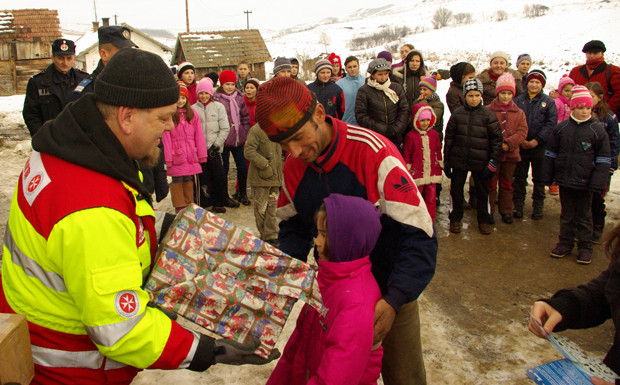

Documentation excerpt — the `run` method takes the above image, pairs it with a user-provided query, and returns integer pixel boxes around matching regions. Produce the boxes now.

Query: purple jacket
[162,109,207,177]
[268,194,383,385]
[213,89,251,147]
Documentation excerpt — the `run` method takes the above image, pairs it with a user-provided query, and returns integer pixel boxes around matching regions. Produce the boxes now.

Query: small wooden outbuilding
[0,9,61,96]
[172,29,271,80]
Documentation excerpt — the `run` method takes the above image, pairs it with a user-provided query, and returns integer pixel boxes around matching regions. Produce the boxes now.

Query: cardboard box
[0,313,34,385]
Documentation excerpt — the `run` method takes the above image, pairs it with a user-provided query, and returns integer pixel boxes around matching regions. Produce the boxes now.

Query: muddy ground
[0,135,614,384]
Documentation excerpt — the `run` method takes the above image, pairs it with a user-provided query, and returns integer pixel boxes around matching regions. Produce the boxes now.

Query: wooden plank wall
[0,58,49,96]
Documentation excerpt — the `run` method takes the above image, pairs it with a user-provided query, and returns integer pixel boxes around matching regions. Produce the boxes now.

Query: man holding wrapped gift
[256,76,437,385]
[0,48,277,385]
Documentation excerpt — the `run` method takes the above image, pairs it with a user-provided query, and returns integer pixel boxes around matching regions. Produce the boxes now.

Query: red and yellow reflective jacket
[1,95,213,384]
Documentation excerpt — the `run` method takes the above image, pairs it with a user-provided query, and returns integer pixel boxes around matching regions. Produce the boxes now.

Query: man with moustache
[22,38,88,136]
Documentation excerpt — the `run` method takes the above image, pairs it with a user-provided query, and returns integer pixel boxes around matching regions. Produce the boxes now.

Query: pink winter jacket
[555,95,571,123]
[403,104,443,186]
[267,256,383,385]
[162,109,207,177]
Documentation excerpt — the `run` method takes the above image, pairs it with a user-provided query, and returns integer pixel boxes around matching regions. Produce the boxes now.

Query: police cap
[52,39,76,55]
[98,26,138,49]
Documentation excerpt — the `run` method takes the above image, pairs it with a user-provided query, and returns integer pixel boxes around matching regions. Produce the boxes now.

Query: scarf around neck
[367,78,399,104]
[586,57,605,71]
[219,91,241,131]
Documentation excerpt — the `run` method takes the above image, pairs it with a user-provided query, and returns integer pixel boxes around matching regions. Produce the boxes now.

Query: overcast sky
[11,0,383,33]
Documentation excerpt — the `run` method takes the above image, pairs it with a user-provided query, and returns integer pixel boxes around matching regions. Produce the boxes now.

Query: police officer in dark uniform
[70,25,137,100]
[22,39,88,136]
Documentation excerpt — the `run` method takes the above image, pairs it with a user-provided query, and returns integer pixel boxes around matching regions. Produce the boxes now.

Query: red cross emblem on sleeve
[115,290,140,318]
[28,174,42,192]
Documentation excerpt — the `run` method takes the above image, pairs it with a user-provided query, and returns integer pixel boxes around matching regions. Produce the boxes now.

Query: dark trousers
[513,145,546,209]
[222,146,248,195]
[558,187,593,252]
[198,152,228,207]
[449,169,491,224]
[592,174,612,230]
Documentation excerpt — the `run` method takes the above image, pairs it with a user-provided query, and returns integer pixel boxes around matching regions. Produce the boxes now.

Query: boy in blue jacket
[513,69,558,220]
[542,85,611,264]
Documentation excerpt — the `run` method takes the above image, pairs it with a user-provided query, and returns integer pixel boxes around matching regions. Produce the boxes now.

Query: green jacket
[244,124,283,187]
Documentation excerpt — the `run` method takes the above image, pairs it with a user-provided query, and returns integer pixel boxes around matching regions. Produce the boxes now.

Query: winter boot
[550,244,572,258]
[531,205,543,220]
[513,204,524,219]
[577,250,592,265]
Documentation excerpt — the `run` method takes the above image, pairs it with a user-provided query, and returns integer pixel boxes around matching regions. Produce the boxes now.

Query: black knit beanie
[450,62,475,85]
[95,48,180,108]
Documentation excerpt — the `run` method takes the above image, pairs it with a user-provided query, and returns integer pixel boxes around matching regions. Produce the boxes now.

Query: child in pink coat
[402,104,443,221]
[267,194,383,385]
[162,84,208,212]
[554,75,576,123]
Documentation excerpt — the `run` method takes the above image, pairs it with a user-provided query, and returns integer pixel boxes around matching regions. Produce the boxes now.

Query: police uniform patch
[115,290,140,318]
[122,30,130,40]
[73,78,93,93]
[542,102,547,108]
[38,88,51,96]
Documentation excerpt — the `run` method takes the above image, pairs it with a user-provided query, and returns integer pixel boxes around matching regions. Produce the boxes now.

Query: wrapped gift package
[145,204,324,358]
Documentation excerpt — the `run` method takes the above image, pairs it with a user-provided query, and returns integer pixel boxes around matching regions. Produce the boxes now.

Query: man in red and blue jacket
[256,76,437,385]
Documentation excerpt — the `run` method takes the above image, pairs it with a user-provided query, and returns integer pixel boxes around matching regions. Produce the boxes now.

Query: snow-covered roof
[174,29,271,68]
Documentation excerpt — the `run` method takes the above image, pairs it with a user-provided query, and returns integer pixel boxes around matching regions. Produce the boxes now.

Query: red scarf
[586,57,605,72]
[489,71,500,82]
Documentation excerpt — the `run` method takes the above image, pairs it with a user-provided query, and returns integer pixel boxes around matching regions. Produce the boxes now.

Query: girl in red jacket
[402,104,443,221]
[486,72,528,224]
[267,194,383,385]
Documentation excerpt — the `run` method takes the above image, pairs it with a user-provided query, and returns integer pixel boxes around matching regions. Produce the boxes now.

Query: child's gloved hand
[481,160,497,179]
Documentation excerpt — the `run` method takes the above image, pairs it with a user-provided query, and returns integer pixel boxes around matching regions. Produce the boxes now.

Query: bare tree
[453,12,473,24]
[318,31,331,53]
[495,10,508,21]
[432,7,453,29]
[524,4,549,18]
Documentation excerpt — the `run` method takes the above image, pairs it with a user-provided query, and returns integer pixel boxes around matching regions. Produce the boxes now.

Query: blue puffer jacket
[307,79,345,119]
[514,92,558,145]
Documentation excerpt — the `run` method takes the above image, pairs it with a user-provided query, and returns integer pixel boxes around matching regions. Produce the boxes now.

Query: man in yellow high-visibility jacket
[0,48,278,385]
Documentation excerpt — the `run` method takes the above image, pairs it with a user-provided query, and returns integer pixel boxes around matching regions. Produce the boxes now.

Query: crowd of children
[159,38,619,269]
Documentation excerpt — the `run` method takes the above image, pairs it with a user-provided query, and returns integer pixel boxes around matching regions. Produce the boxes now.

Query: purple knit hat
[323,194,382,263]
[377,50,393,63]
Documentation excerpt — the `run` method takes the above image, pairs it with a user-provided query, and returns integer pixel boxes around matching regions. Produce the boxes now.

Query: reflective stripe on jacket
[0,151,198,384]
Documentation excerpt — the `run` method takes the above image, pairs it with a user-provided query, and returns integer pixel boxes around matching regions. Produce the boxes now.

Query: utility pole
[244,10,252,30]
[185,0,190,33]
[93,0,98,22]
[114,14,118,24]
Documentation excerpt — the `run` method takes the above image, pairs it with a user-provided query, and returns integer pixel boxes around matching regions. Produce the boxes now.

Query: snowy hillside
[263,0,620,91]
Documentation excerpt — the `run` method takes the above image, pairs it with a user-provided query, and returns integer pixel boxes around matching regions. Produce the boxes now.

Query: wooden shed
[0,9,61,96]
[172,29,271,80]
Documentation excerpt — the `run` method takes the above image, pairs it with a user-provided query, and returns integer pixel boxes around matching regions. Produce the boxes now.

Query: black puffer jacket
[355,81,409,147]
[542,117,611,193]
[444,102,503,173]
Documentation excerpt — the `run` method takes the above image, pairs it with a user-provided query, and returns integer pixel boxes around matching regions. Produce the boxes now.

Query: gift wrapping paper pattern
[145,204,324,358]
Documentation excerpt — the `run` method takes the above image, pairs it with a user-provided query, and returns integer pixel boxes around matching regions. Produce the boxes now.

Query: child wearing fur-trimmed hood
[402,103,443,221]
